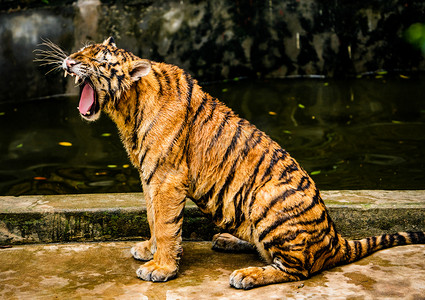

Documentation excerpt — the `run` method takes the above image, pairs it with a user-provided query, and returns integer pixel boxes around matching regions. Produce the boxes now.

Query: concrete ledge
[1,190,424,245]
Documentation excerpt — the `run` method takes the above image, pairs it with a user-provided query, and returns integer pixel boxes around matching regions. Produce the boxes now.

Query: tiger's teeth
[64,70,68,77]
[75,75,80,84]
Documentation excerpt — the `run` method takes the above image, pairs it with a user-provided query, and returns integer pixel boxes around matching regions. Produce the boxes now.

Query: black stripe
[207,111,232,152]
[371,235,377,250]
[164,74,194,158]
[129,85,141,127]
[279,160,299,180]
[216,160,238,201]
[116,73,125,86]
[323,244,342,268]
[310,225,331,246]
[298,176,311,191]
[174,70,181,98]
[191,94,208,126]
[261,148,288,181]
[245,148,271,214]
[139,94,170,146]
[152,68,164,96]
[396,233,407,245]
[140,118,156,146]
[178,127,191,166]
[211,137,248,226]
[345,239,351,261]
[253,188,297,227]
[279,254,304,267]
[163,69,171,87]
[173,227,182,238]
[100,93,110,110]
[166,205,185,225]
[202,128,261,227]
[239,129,262,159]
[297,209,328,226]
[356,240,363,260]
[319,234,341,265]
[270,264,279,270]
[183,71,193,106]
[409,231,425,243]
[202,99,217,125]
[220,119,244,167]
[388,233,395,246]
[131,101,143,150]
[253,178,320,231]
[274,242,306,252]
[213,156,241,225]
[110,67,117,78]
[274,257,306,274]
[234,196,245,230]
[365,237,372,254]
[212,201,224,223]
[139,147,149,166]
[263,229,310,250]
[146,159,160,184]
[229,129,261,227]
[243,129,263,157]
[204,130,264,227]
[257,189,320,241]
[196,184,215,210]
[380,234,389,247]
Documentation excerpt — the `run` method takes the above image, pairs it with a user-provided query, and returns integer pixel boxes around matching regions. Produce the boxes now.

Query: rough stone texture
[0,193,218,244]
[1,0,425,102]
[324,190,425,239]
[0,190,424,245]
[0,241,424,299]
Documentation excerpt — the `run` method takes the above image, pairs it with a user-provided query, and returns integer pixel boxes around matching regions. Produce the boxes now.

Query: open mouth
[63,66,100,121]
[78,79,99,120]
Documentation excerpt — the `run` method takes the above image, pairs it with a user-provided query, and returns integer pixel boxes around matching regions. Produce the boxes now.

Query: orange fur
[39,37,425,289]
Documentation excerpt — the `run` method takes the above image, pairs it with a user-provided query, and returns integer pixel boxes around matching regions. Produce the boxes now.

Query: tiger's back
[38,37,425,289]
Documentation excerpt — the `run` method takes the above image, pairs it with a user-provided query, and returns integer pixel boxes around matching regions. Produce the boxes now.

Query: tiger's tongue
[79,83,95,114]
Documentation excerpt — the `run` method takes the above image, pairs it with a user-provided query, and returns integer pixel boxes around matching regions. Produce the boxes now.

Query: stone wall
[1,0,425,102]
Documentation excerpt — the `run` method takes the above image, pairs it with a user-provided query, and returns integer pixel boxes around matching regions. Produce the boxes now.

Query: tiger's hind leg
[212,233,256,253]
[230,256,309,290]
[229,231,310,289]
[229,179,323,289]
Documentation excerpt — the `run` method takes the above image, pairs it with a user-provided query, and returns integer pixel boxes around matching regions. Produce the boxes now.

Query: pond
[1,75,424,195]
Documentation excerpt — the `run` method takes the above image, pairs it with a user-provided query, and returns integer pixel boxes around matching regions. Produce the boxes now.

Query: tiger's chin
[79,105,101,121]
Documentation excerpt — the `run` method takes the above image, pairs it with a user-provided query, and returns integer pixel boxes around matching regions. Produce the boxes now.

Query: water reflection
[0,76,424,195]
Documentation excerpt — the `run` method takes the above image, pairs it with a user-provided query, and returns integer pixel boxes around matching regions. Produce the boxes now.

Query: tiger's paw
[212,233,255,253]
[136,260,178,282]
[229,267,265,290]
[131,240,155,261]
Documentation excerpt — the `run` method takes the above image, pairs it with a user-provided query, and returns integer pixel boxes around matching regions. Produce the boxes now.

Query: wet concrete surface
[1,241,424,299]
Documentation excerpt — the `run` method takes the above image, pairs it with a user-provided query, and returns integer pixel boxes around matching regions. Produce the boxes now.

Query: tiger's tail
[328,231,425,268]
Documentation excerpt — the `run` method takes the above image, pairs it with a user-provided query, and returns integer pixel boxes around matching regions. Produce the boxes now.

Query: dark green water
[1,76,424,195]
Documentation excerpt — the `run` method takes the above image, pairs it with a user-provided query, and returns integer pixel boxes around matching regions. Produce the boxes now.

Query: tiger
[36,37,425,289]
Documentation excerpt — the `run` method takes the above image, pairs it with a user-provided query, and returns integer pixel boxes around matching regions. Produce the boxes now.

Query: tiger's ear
[129,59,151,82]
[103,36,116,47]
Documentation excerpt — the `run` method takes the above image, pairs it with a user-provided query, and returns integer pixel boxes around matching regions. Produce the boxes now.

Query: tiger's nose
[63,58,77,70]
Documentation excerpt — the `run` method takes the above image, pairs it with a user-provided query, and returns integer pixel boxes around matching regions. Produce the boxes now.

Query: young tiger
[37,37,425,289]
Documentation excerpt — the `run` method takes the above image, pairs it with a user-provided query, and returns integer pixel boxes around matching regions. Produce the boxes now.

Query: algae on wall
[1,0,425,102]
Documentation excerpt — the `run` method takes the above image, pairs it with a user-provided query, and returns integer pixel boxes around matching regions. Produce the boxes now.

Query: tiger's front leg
[131,182,156,261]
[135,173,188,282]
